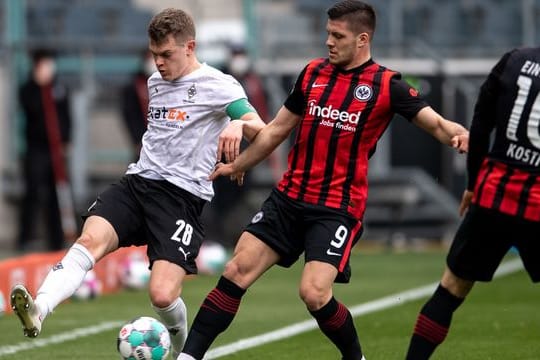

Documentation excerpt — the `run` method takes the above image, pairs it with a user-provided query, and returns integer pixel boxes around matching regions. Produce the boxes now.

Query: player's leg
[405,267,472,360]
[301,211,364,360]
[300,261,364,360]
[179,231,280,360]
[513,216,540,283]
[140,177,208,359]
[406,206,511,359]
[11,215,118,338]
[11,176,141,338]
[149,260,189,359]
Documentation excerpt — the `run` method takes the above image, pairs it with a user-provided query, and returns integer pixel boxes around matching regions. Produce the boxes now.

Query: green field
[0,249,537,359]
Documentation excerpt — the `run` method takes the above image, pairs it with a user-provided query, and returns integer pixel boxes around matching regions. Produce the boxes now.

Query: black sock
[406,284,465,360]
[310,297,363,360]
[182,276,246,359]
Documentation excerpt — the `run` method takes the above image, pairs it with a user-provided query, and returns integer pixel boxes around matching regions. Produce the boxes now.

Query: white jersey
[126,63,247,201]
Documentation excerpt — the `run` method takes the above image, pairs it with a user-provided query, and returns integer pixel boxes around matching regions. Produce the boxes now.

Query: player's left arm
[218,98,266,164]
[412,106,469,153]
[390,75,469,153]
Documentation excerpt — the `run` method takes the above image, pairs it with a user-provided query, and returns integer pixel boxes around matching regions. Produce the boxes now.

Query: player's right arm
[457,52,510,216]
[466,51,510,190]
[217,101,265,164]
[209,106,300,180]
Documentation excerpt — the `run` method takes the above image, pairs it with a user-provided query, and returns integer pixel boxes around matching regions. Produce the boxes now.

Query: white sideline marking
[0,321,123,356]
[205,258,523,359]
[0,259,522,358]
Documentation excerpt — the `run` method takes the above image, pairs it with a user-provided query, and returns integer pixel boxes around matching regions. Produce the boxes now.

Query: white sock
[177,354,196,360]
[153,297,188,357]
[35,243,95,319]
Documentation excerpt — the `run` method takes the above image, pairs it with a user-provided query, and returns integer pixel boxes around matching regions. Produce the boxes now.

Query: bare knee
[75,217,118,261]
[74,233,106,261]
[222,259,246,286]
[148,260,185,308]
[299,282,331,311]
[149,283,179,309]
[441,267,474,298]
[76,232,94,248]
[220,232,278,289]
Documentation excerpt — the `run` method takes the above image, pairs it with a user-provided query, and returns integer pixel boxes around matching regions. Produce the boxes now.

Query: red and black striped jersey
[473,159,540,221]
[278,58,428,220]
[469,47,540,221]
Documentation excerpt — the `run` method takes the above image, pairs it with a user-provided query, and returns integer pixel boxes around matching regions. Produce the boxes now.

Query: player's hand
[217,120,243,163]
[209,162,245,186]
[458,190,474,216]
[232,172,245,186]
[451,133,469,153]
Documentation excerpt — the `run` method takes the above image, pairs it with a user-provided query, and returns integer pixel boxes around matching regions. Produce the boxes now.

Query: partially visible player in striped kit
[406,47,540,359]
[178,1,468,360]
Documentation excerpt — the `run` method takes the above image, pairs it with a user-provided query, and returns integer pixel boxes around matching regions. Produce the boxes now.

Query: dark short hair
[30,48,55,65]
[327,0,376,37]
[147,8,196,45]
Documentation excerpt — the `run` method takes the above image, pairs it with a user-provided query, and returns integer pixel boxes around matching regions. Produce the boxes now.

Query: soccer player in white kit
[10,8,266,359]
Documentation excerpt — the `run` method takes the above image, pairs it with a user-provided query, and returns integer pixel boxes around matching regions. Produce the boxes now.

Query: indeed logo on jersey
[308,100,360,132]
[148,106,190,122]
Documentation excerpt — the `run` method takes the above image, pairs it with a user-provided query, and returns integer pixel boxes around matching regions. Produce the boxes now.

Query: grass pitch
[0,249,537,359]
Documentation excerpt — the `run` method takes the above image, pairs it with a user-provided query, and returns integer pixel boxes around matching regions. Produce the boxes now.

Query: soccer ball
[117,316,170,360]
[119,254,151,290]
[196,241,228,275]
[72,270,102,300]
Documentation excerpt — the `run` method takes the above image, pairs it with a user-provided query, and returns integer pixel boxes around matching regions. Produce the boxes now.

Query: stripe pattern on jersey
[473,158,540,221]
[278,58,396,220]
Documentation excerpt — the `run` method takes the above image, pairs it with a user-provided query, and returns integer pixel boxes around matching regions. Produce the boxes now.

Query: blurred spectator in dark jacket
[225,44,285,179]
[205,44,283,247]
[120,50,155,161]
[17,49,72,252]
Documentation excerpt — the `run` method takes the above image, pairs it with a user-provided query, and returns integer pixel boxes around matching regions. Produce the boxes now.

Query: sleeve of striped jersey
[466,50,512,190]
[389,76,430,120]
[283,65,308,115]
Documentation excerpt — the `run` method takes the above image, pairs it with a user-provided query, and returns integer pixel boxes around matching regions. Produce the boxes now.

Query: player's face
[325,19,365,70]
[149,34,195,81]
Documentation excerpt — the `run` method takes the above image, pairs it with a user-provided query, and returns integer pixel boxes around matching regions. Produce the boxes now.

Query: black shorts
[447,205,540,282]
[245,189,363,283]
[83,174,206,274]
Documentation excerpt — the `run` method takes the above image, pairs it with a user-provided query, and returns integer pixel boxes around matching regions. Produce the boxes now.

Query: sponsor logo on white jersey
[147,106,190,121]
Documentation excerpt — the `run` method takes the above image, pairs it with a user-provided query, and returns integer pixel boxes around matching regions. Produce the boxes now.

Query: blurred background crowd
[0,0,537,254]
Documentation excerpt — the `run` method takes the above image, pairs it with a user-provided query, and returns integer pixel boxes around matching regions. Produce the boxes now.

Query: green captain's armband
[226,98,256,119]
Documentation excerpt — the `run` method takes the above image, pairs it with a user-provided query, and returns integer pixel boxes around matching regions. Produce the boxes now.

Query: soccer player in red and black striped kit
[178,1,468,359]
[405,47,540,359]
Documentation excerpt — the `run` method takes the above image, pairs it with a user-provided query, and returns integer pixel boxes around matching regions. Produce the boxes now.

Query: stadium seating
[292,0,525,57]
[365,167,460,246]
[25,1,152,51]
